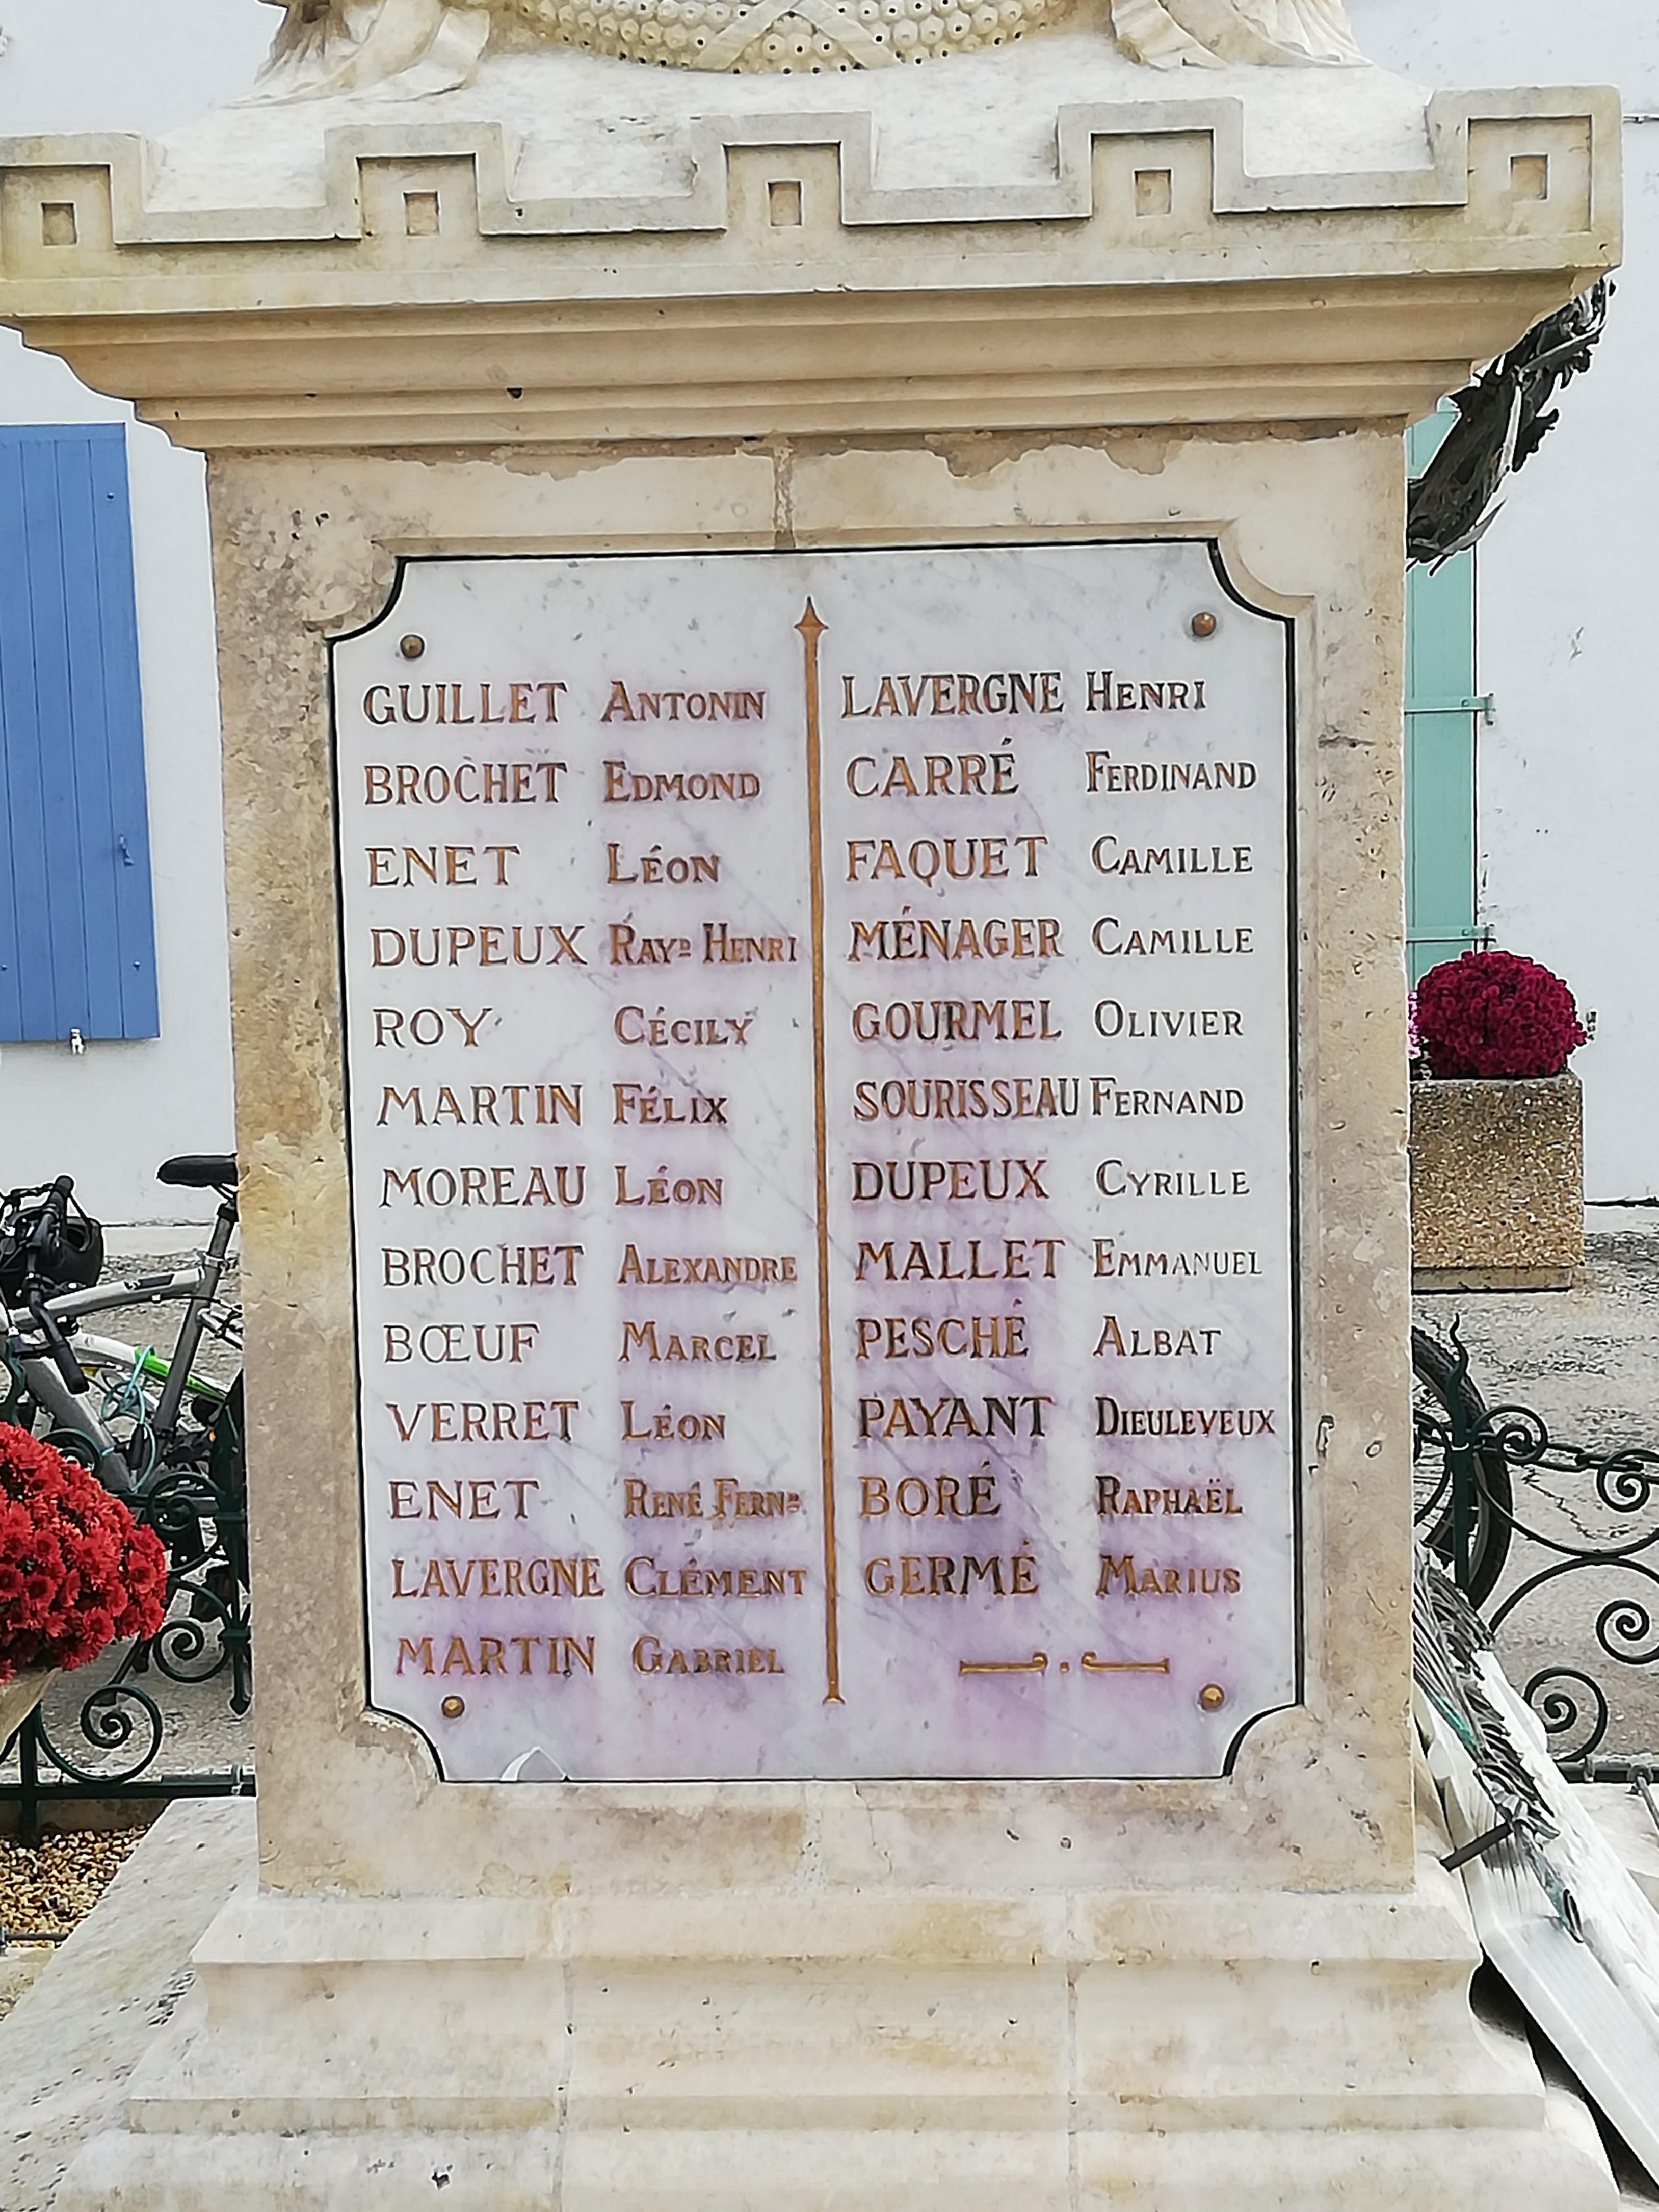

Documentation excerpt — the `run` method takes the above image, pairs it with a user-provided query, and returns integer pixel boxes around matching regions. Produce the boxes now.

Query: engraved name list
[335,542,1298,1783]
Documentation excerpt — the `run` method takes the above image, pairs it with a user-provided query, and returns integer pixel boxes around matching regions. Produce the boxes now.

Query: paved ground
[88,1237,241,1398]
[1416,1204,1659,1767]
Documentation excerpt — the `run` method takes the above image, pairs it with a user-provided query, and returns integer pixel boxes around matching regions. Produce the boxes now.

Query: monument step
[44,1835,1622,2209]
[58,2116,1617,2212]
[0,1799,253,2212]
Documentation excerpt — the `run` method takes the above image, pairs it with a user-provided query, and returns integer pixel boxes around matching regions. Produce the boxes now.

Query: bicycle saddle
[157,1153,239,1190]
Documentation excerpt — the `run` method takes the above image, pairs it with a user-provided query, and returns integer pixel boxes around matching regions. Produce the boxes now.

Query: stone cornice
[0,83,1621,448]
[9,277,1582,449]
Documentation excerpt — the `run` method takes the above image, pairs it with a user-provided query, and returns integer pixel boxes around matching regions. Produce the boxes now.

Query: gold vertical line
[796,596,841,1704]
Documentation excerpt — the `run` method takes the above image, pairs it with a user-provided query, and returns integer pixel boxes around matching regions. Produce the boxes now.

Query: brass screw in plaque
[1190,611,1218,638]
[400,633,426,660]
[1198,1684,1226,1712]
[440,1696,465,1719]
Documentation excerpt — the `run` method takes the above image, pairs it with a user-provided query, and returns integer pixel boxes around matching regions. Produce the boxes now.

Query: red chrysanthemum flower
[0,1427,167,1684]
[1414,950,1588,1082]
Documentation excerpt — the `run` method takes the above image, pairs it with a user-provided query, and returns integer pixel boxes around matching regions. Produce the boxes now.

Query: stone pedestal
[57,1827,1619,2211]
[1411,1071,1585,1290]
[0,23,1621,2205]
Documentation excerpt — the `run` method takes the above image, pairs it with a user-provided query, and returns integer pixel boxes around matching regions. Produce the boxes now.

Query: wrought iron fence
[0,1406,253,1839]
[1413,1321,1659,1776]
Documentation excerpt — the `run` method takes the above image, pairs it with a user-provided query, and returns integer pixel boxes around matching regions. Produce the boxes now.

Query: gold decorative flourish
[797,597,841,1706]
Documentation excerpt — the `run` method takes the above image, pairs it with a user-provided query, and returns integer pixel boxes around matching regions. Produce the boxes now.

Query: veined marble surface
[335,538,1296,1781]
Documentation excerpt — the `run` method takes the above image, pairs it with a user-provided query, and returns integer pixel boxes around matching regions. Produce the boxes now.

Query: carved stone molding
[247,0,1367,92]
[0,81,1618,449]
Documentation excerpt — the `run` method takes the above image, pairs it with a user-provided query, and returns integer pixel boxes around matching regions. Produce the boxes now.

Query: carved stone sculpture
[1109,0,1362,67]
[251,0,1365,91]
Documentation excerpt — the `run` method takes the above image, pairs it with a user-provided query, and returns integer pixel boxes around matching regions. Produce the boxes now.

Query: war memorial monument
[0,0,1626,2199]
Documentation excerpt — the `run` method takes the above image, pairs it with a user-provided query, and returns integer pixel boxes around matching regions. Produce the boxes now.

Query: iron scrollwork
[132,1455,252,1713]
[1413,1321,1659,1769]
[1407,279,1611,567]
[1,1390,251,1832]
[18,1676,167,1790]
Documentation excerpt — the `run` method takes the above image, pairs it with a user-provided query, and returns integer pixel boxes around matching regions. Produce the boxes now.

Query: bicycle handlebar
[25,1175,72,1246]
[24,1286,90,1397]
[14,1177,90,1395]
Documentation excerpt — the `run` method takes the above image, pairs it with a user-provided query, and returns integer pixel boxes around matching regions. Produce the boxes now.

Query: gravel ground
[0,1826,149,1941]
[0,1824,151,2021]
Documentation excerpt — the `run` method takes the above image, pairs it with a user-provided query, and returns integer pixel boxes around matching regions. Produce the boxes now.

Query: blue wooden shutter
[0,423,159,1042]
[1405,409,1484,986]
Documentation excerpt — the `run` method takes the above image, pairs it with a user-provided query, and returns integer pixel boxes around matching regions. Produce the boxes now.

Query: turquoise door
[1404,410,1485,985]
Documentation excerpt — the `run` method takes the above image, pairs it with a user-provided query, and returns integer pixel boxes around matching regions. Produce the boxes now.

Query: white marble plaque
[333,542,1298,1782]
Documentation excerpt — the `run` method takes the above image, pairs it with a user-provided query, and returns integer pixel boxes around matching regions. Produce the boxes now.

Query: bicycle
[2,1157,241,1498]
[2,1158,250,1704]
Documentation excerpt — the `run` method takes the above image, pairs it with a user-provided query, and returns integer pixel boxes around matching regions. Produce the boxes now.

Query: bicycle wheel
[1411,1325,1513,1606]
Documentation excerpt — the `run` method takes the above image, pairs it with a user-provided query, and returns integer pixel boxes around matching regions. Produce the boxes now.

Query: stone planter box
[1410,1070,1583,1290]
[0,1667,53,1750]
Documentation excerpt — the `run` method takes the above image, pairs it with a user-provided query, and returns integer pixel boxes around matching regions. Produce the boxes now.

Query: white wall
[0,3,271,1222]
[1351,0,1659,1196]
